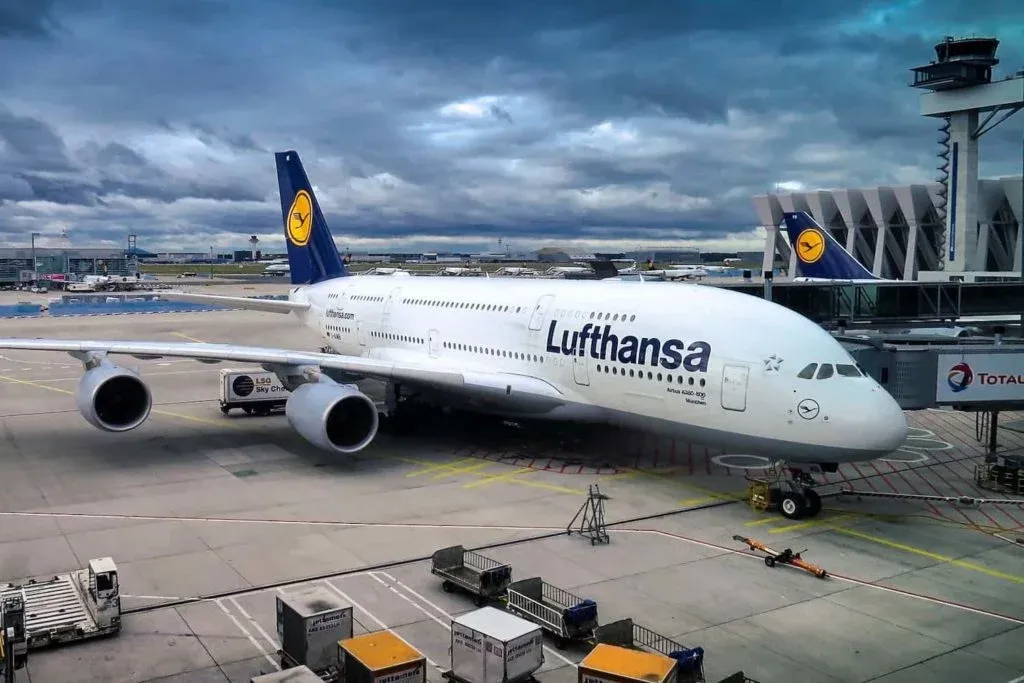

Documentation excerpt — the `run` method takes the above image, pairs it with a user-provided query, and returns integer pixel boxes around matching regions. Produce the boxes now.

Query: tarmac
[0,305,1020,683]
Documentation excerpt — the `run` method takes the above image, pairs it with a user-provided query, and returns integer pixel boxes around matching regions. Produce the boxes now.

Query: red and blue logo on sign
[947,362,974,393]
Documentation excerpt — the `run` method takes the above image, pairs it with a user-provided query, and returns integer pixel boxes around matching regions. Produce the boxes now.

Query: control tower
[911,36,1024,274]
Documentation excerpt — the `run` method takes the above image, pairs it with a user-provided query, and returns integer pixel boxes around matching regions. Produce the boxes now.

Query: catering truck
[219,369,291,416]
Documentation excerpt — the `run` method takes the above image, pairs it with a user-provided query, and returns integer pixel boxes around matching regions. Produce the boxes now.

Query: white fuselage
[281,275,907,464]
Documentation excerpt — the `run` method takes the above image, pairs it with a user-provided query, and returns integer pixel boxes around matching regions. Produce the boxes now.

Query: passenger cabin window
[835,364,862,377]
[797,363,817,379]
[816,364,834,379]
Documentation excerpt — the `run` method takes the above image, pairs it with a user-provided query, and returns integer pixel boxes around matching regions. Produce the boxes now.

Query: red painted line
[576,464,584,474]
[884,460,949,520]
[848,462,881,492]
[558,463,567,474]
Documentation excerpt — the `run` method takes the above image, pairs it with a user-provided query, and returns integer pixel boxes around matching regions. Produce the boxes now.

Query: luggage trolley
[430,546,513,606]
[504,577,597,648]
[594,618,705,683]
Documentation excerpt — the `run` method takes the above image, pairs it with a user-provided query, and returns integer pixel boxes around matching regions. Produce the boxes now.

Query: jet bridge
[838,335,1024,411]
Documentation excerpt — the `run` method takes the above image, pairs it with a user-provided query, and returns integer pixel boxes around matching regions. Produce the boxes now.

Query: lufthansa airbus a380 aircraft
[0,151,908,520]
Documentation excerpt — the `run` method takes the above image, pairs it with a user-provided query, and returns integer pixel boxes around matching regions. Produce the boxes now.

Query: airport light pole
[30,232,41,285]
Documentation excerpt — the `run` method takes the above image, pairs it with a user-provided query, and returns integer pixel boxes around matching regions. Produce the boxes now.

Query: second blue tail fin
[275,150,348,285]
[781,211,878,280]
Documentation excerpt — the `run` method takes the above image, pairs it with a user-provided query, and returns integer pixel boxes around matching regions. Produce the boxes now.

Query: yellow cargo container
[338,631,427,683]
[578,644,678,683]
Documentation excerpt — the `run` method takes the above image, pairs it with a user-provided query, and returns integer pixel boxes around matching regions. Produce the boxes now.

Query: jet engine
[285,381,379,453]
[75,362,153,432]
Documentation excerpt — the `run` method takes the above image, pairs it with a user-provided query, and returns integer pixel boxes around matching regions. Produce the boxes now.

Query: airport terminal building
[753,176,1022,281]
[0,247,136,285]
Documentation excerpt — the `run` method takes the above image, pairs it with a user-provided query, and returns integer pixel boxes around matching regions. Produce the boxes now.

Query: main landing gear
[748,462,827,521]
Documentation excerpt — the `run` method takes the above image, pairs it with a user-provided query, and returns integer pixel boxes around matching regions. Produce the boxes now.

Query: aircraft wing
[0,338,566,406]
[158,291,309,314]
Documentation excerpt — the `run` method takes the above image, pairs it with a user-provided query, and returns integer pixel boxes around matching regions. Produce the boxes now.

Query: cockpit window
[816,364,834,379]
[797,363,817,379]
[836,364,862,377]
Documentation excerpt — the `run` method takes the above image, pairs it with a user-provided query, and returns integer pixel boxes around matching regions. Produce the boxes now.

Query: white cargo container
[220,368,291,416]
[449,607,544,683]
[276,587,353,674]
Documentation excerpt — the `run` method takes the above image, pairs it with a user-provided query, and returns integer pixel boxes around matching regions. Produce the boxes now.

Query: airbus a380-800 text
[0,151,908,520]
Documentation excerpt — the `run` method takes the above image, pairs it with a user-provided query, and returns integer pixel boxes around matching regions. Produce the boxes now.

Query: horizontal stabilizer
[159,291,309,314]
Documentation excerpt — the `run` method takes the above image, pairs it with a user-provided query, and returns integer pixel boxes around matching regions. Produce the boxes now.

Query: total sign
[936,353,1024,403]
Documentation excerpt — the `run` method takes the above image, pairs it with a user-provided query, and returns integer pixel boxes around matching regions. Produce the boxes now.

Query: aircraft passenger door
[428,329,440,358]
[356,321,367,347]
[721,364,749,412]
[528,294,555,331]
[572,354,590,386]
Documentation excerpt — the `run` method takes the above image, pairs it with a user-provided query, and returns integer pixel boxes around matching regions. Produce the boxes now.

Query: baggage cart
[445,607,544,683]
[431,546,512,606]
[594,619,704,683]
[504,577,597,648]
[578,643,677,683]
[338,631,426,683]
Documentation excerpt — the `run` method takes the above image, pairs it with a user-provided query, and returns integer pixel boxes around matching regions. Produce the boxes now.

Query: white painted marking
[1005,675,1024,683]
[215,598,279,669]
[17,369,214,384]
[367,572,452,631]
[0,510,562,532]
[375,571,577,668]
[122,594,185,600]
[321,580,442,671]
[711,454,772,470]
[878,453,930,465]
[620,529,1024,626]
[231,597,279,650]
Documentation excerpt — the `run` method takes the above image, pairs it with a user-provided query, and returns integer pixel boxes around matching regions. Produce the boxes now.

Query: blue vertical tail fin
[782,211,878,280]
[275,150,349,285]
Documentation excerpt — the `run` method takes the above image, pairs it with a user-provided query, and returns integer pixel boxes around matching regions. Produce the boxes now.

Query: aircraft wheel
[779,491,807,520]
[803,488,822,517]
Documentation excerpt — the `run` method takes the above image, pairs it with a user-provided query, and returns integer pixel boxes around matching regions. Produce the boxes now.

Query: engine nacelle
[285,382,379,453]
[75,362,153,432]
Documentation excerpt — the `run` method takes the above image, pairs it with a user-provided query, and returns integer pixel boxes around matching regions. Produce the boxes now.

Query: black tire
[220,405,230,415]
[555,636,569,649]
[803,488,822,517]
[474,595,485,607]
[442,580,454,593]
[779,491,807,520]
[764,556,775,568]
[243,406,253,415]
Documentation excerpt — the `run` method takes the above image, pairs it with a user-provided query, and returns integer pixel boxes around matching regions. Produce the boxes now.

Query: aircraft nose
[863,389,909,455]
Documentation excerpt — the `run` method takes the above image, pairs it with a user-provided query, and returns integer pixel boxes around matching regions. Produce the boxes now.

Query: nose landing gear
[747,463,824,520]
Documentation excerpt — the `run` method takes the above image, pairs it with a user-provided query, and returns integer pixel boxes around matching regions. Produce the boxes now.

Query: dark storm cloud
[0,0,1022,251]
[0,0,61,38]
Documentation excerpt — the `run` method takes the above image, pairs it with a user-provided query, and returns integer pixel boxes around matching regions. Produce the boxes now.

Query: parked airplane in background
[264,262,290,275]
[0,153,909,520]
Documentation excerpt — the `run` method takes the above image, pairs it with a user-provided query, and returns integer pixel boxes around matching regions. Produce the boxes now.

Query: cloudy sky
[1,1,1022,254]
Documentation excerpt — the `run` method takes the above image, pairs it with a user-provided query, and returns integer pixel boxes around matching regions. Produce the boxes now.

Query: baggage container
[430,546,512,606]
[276,587,353,674]
[338,631,426,683]
[251,664,324,682]
[578,644,677,683]
[447,606,544,683]
[504,578,597,647]
[220,369,290,415]
[593,619,704,683]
